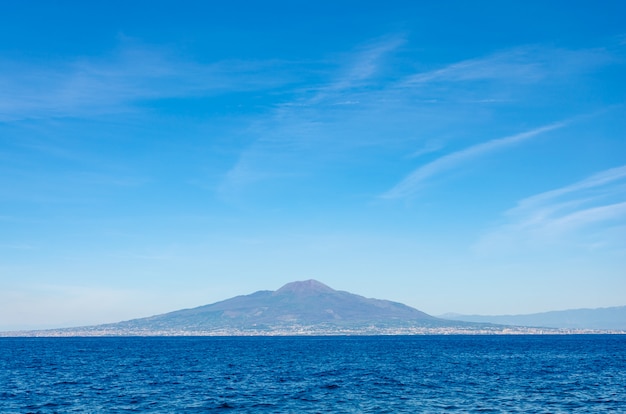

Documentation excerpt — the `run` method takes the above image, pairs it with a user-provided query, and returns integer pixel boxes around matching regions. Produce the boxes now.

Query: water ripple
[0,335,625,412]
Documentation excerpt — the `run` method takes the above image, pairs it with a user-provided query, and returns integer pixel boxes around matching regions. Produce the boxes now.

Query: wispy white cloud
[216,35,408,198]
[408,141,444,158]
[322,36,406,94]
[0,41,292,122]
[382,121,567,199]
[209,38,618,200]
[509,165,626,216]
[405,49,542,85]
[547,202,626,232]
[217,151,295,200]
[507,165,626,235]
[403,46,612,86]
[287,34,406,107]
[475,165,626,254]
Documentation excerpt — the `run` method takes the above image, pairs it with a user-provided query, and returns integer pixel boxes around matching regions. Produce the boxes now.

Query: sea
[0,335,624,413]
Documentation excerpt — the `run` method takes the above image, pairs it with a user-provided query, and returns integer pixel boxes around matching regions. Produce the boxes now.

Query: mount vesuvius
[98,279,445,335]
[5,280,568,336]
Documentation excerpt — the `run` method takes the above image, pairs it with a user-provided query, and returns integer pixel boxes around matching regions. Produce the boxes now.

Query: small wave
[215,402,236,409]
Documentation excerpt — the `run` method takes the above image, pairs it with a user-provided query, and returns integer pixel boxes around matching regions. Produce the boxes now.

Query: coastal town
[4,323,623,337]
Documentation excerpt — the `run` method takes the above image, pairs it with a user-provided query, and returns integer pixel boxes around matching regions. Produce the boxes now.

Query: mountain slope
[9,280,604,336]
[440,306,626,330]
[112,279,438,332]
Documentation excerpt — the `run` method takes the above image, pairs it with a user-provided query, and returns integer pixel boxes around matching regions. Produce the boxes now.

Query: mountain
[92,279,447,335]
[4,279,540,336]
[7,280,616,337]
[439,306,626,330]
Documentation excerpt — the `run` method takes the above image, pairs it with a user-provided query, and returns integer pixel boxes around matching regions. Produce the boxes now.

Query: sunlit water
[1,335,624,412]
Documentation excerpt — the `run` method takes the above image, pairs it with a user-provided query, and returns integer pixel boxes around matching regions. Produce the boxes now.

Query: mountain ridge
[3,280,622,336]
[439,305,626,330]
[131,279,437,329]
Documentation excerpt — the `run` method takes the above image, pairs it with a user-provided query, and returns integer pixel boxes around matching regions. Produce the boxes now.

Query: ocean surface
[1,335,624,413]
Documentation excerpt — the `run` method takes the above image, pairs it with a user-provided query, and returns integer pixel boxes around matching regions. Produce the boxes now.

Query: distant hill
[4,280,536,336]
[7,280,618,337]
[92,279,449,334]
[439,306,626,330]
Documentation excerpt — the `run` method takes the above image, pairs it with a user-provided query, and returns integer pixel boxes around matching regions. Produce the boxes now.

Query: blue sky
[1,1,625,330]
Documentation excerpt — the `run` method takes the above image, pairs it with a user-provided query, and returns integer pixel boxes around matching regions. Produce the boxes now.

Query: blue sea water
[0,335,624,413]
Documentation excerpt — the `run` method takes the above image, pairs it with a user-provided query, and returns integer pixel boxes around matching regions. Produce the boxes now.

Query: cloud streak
[475,165,626,253]
[382,121,567,199]
[510,165,626,216]
[216,35,409,198]
[0,42,292,122]
[217,39,620,201]
[321,36,406,95]
[403,46,613,86]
